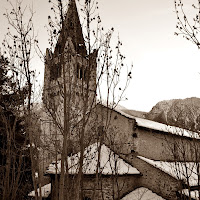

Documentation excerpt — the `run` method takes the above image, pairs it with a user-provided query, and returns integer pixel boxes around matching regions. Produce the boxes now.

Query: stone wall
[135,126,200,161]
[120,156,182,200]
[41,36,97,173]
[85,104,137,156]
[50,174,140,200]
[93,105,200,162]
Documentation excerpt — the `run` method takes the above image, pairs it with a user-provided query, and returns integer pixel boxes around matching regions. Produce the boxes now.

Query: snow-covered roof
[46,143,140,175]
[182,189,199,200]
[135,117,200,139]
[121,187,165,200]
[138,156,199,186]
[28,183,51,198]
[102,103,200,140]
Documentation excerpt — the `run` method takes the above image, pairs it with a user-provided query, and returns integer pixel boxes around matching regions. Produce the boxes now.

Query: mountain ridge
[145,97,200,131]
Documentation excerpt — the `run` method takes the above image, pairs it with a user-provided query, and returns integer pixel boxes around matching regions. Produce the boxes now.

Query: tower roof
[55,0,87,57]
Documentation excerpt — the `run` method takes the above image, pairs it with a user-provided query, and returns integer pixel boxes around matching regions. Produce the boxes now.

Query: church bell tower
[42,0,97,154]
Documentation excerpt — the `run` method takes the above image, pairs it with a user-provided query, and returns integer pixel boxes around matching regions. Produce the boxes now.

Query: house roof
[134,117,200,139]
[138,156,199,186]
[28,183,51,198]
[122,187,165,200]
[100,103,200,140]
[46,142,140,175]
[54,0,87,57]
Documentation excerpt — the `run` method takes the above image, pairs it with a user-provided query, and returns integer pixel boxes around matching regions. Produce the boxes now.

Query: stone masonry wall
[120,155,182,200]
[85,104,137,156]
[135,127,200,161]
[92,105,200,162]
[50,175,140,200]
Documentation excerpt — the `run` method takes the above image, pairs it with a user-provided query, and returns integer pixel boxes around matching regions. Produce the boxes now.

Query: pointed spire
[55,0,87,57]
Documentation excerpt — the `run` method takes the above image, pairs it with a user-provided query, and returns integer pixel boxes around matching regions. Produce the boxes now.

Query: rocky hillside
[145,97,200,131]
[122,109,147,119]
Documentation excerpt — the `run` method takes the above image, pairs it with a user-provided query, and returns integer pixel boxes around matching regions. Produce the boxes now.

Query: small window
[83,197,91,200]
[132,133,137,138]
[80,67,83,79]
[50,63,61,80]
[58,44,61,55]
[77,64,79,78]
[57,63,61,77]
[98,126,104,136]
[77,64,85,80]
[84,69,88,81]
[76,64,80,78]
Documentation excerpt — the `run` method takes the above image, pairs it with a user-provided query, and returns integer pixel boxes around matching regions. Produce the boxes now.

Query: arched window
[70,21,73,28]
[77,63,85,80]
[80,67,83,79]
[77,64,79,78]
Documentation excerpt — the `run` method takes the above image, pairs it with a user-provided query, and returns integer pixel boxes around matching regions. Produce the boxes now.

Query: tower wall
[41,7,97,168]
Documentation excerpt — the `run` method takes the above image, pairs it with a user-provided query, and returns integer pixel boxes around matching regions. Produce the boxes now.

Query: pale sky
[0,0,200,112]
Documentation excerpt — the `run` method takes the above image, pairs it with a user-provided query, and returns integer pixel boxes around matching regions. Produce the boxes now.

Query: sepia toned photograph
[0,0,200,199]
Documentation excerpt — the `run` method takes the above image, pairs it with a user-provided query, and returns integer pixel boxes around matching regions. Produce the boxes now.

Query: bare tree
[174,0,200,48]
[163,109,200,200]
[1,0,43,199]
[41,0,132,200]
[173,2,200,198]
[0,55,33,200]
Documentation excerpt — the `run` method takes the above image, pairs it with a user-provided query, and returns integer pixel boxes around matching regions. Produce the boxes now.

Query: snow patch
[46,143,140,175]
[28,183,51,198]
[122,187,165,200]
[182,189,199,200]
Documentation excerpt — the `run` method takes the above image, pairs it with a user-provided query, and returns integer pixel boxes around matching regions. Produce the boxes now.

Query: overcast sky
[0,0,200,112]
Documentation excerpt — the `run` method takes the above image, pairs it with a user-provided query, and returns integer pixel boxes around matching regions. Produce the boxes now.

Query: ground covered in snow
[122,187,165,200]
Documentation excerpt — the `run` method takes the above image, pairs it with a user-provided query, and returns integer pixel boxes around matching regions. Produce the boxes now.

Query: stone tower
[41,0,97,167]
[43,0,97,114]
